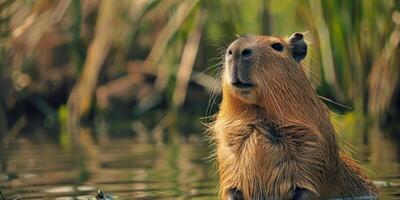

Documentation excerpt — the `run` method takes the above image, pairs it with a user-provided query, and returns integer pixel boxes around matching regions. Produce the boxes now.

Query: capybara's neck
[219,86,259,120]
[220,71,330,128]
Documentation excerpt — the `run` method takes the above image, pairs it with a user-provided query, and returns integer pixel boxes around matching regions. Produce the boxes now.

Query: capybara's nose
[241,48,252,58]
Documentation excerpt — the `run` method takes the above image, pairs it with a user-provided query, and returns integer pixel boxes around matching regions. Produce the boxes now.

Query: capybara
[211,33,379,200]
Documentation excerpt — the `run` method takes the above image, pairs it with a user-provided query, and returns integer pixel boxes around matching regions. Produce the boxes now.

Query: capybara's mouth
[231,80,254,89]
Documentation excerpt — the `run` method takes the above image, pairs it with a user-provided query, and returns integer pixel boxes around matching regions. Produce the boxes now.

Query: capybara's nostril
[241,48,252,58]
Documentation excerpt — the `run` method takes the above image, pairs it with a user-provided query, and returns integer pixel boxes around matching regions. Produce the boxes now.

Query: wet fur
[210,35,379,199]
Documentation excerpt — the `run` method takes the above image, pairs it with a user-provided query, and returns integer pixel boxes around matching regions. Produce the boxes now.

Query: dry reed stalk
[67,0,117,138]
[172,10,206,109]
[11,0,71,54]
[143,0,199,73]
[308,0,342,97]
[368,11,400,120]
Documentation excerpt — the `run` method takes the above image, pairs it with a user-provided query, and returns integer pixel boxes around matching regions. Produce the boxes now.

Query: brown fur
[210,34,379,199]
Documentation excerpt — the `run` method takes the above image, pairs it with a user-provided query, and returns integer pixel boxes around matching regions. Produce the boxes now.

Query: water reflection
[0,123,399,199]
[0,128,218,200]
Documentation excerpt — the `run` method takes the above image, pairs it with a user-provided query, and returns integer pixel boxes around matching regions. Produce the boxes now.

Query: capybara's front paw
[228,188,244,200]
[291,187,319,200]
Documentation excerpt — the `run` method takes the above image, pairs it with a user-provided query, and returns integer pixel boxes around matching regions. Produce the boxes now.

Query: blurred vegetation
[0,0,399,141]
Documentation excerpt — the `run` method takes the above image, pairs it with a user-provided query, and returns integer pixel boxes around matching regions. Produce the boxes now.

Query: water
[0,122,399,199]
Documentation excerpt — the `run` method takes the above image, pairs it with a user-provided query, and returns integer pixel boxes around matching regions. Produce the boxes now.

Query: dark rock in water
[94,189,113,200]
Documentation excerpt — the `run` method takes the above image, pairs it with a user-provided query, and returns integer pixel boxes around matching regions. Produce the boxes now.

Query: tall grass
[0,0,398,135]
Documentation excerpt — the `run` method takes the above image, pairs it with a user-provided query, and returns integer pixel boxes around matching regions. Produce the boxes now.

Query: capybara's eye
[271,43,284,52]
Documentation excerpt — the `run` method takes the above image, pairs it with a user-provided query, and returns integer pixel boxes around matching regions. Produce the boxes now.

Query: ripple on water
[0,137,218,199]
[0,136,398,199]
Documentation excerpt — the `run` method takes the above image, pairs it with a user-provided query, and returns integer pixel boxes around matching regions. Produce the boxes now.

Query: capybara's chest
[215,120,325,198]
[218,120,322,166]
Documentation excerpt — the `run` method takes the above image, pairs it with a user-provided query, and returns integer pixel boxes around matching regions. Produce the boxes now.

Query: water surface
[0,122,399,199]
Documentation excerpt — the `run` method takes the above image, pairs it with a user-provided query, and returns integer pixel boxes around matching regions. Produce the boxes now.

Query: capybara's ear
[288,32,307,63]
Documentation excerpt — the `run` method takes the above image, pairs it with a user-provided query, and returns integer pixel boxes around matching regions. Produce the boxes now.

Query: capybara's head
[223,33,307,105]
